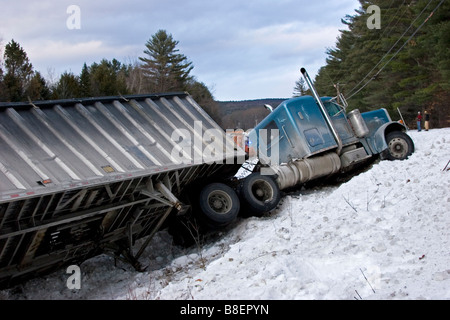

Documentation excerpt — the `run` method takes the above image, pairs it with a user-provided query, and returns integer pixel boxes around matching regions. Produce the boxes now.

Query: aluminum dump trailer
[0,93,244,287]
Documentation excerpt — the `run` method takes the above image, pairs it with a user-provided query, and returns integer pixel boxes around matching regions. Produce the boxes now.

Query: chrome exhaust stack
[300,68,343,155]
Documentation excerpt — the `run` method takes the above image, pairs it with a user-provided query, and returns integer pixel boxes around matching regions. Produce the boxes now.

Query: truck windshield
[324,101,344,117]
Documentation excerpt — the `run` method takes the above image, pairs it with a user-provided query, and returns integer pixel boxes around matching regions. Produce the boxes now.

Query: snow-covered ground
[1,128,449,300]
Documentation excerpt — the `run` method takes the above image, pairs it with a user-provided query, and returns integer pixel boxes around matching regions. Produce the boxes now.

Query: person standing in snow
[424,111,430,131]
[417,112,422,132]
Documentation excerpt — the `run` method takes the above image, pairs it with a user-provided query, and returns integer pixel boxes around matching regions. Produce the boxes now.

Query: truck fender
[371,122,407,154]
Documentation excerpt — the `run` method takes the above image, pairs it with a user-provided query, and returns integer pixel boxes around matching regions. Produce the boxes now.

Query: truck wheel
[240,173,281,216]
[198,183,240,228]
[385,131,414,160]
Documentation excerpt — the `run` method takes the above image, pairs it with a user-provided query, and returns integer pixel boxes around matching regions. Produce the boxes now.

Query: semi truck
[0,68,414,287]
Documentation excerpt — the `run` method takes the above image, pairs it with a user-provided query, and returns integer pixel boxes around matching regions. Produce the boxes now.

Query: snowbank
[1,128,449,300]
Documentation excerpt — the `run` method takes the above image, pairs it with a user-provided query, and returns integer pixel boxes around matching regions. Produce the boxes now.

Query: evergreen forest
[311,0,450,129]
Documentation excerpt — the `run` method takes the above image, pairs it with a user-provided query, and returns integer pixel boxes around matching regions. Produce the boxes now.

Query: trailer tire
[385,131,414,160]
[198,183,240,228]
[240,173,281,217]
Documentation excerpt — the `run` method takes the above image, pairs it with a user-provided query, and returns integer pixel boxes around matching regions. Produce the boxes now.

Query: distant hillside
[215,98,286,130]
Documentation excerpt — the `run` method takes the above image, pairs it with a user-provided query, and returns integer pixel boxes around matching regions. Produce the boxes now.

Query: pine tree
[139,30,193,92]
[79,63,92,97]
[3,39,33,101]
[89,59,128,96]
[0,62,6,101]
[293,77,309,97]
[25,71,51,100]
[53,71,81,99]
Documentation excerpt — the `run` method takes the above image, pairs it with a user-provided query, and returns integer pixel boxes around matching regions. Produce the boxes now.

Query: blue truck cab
[249,95,407,164]
[249,96,355,164]
[244,68,414,194]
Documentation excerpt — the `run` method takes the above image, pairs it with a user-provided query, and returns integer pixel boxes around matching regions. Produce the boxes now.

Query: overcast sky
[0,0,360,101]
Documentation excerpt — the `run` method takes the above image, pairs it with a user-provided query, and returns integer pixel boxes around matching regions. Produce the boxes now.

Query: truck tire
[240,173,281,216]
[385,131,414,160]
[198,182,240,228]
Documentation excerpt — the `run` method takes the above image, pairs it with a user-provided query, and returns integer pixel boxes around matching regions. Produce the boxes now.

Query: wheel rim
[388,137,408,159]
[251,179,274,203]
[207,190,232,215]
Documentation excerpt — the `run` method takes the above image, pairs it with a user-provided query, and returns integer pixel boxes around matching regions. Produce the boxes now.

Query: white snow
[1,128,449,300]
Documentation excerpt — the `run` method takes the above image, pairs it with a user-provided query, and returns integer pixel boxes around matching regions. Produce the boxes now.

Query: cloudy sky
[0,0,360,101]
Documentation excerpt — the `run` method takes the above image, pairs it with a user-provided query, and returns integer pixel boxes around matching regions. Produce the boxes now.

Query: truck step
[340,147,371,168]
